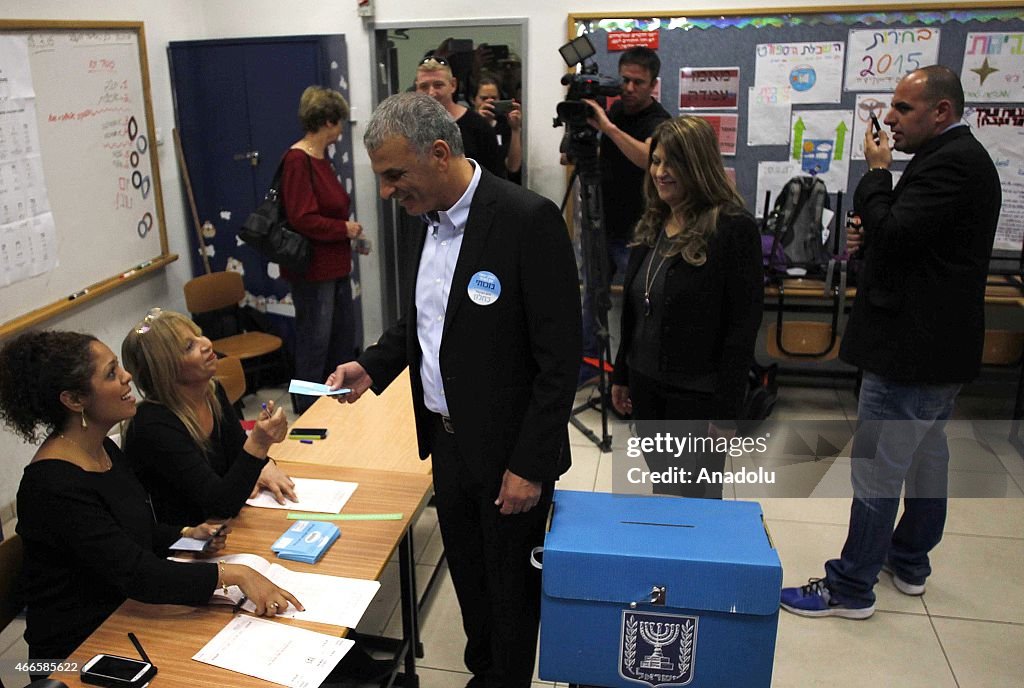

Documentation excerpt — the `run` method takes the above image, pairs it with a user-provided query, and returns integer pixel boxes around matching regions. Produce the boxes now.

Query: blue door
[168,35,361,359]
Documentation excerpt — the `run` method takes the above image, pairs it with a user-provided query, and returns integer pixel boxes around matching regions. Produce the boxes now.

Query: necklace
[642,229,672,317]
[58,433,112,471]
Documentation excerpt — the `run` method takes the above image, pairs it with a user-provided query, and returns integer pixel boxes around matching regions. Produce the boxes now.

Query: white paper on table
[246,477,358,514]
[241,566,381,628]
[172,552,381,628]
[193,616,353,688]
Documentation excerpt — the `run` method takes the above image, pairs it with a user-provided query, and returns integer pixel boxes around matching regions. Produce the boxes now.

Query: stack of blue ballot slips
[271,520,340,564]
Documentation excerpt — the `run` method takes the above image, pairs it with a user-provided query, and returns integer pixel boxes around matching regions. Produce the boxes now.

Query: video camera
[554,35,621,129]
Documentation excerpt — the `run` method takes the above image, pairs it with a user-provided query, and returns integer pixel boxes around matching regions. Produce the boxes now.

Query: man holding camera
[579,46,670,382]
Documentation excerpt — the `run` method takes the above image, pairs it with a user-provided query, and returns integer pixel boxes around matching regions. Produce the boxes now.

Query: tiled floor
[2,382,1022,688]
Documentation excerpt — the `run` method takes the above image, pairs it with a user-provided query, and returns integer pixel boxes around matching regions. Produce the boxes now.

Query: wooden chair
[0,534,70,688]
[766,321,841,361]
[1,534,23,688]
[183,271,285,391]
[214,355,247,415]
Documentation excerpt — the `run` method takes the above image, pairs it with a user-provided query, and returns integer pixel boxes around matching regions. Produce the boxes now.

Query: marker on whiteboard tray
[67,289,89,300]
[134,260,154,270]
[120,270,137,279]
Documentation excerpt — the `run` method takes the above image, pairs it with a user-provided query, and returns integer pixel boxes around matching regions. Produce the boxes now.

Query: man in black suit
[781,66,1001,619]
[328,93,581,687]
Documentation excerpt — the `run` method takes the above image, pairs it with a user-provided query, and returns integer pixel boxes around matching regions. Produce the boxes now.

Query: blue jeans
[825,372,960,607]
[291,277,354,413]
[581,239,630,360]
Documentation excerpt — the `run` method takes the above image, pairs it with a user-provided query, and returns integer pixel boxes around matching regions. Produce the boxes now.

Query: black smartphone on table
[289,427,328,438]
[81,654,156,687]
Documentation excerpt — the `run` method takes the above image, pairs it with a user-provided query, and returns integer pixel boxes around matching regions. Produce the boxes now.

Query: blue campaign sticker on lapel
[468,270,501,306]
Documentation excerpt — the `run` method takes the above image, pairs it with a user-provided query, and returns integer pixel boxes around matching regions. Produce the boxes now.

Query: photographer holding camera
[474,76,522,184]
[578,46,670,385]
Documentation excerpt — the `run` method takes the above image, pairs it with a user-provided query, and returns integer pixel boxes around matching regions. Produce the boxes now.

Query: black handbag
[239,156,313,274]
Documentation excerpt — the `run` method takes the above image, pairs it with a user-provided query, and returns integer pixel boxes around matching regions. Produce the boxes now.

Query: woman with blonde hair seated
[121,308,296,525]
[0,330,301,662]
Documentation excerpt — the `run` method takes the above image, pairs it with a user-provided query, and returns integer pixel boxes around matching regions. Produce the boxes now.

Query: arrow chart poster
[789,109,854,192]
[960,32,1024,103]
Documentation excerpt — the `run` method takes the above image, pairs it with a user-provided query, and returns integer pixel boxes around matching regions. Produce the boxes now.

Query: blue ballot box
[538,490,782,688]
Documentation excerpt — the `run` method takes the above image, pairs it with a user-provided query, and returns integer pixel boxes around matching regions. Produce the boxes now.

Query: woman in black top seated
[121,309,296,525]
[0,331,301,661]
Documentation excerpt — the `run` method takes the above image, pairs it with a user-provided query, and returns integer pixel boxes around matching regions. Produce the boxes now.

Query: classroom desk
[274,368,430,475]
[60,462,433,688]
[764,274,1024,304]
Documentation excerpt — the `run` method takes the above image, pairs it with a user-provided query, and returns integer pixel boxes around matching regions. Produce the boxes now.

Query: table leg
[396,531,420,688]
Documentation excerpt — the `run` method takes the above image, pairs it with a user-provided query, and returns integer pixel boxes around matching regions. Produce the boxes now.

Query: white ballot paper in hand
[246,477,358,513]
[193,615,353,688]
[289,379,351,396]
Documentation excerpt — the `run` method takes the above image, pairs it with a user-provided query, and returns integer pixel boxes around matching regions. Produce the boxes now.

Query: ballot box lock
[629,585,666,608]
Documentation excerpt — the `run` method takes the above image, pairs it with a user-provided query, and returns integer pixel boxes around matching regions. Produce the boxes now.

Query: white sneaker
[882,564,925,596]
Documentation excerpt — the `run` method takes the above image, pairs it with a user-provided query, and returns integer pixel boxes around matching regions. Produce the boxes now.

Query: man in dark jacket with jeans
[781,66,1002,619]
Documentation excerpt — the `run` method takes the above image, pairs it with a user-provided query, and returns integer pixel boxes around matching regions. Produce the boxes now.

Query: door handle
[232,150,261,166]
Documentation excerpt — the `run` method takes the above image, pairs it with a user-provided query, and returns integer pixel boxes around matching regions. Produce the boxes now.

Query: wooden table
[273,368,430,475]
[59,462,432,688]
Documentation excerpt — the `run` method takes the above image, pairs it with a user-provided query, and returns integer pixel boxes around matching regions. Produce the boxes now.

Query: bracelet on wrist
[218,561,228,594]
[869,166,889,172]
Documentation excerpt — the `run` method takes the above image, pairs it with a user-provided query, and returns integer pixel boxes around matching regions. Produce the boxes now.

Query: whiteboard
[0,21,172,336]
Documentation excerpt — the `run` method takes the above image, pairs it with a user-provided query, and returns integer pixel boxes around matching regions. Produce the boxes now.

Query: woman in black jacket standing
[610,116,763,498]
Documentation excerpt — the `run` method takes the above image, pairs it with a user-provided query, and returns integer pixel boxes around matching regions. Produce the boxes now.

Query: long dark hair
[632,116,745,266]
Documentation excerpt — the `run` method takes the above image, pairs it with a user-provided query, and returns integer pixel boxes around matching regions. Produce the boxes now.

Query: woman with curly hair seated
[0,330,301,662]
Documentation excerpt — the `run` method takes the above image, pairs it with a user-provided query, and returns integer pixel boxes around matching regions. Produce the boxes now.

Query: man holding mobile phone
[782,66,1001,619]
[474,77,522,184]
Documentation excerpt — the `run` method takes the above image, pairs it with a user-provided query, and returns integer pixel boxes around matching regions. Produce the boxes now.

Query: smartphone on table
[81,654,156,687]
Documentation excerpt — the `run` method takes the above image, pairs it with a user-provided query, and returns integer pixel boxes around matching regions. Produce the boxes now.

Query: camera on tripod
[553,35,622,130]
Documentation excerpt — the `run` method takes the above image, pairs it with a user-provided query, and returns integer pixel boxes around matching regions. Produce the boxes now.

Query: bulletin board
[0,20,174,338]
[570,3,1024,256]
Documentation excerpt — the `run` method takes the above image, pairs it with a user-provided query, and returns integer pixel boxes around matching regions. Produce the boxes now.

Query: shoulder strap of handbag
[268,150,315,198]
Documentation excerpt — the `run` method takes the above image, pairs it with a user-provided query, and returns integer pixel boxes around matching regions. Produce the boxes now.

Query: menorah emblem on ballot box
[620,610,698,686]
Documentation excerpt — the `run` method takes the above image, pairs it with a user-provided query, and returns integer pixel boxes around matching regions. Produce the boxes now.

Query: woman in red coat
[281,86,369,412]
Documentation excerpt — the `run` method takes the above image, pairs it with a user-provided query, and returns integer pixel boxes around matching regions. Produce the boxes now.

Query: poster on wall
[756,159,803,214]
[789,109,854,192]
[0,36,56,287]
[754,41,844,104]
[845,27,941,92]
[851,94,911,161]
[747,85,791,145]
[679,67,739,109]
[696,114,738,155]
[969,106,1024,251]
[960,32,1024,103]
[607,31,659,51]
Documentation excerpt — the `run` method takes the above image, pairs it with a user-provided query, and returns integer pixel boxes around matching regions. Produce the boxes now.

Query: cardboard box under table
[539,490,782,687]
